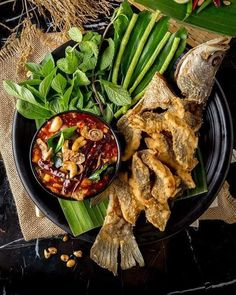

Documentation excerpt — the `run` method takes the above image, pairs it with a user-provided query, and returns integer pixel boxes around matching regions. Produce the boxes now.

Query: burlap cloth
[0,23,235,241]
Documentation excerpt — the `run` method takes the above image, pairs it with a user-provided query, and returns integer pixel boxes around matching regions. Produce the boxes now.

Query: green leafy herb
[41,57,55,77]
[103,103,114,123]
[89,163,109,181]
[20,79,42,86]
[39,69,57,100]
[25,62,42,75]
[68,27,83,43]
[16,99,53,119]
[62,84,74,109]
[99,38,115,71]
[102,80,131,106]
[47,126,77,152]
[57,54,79,74]
[73,69,90,86]
[3,80,39,105]
[51,73,67,93]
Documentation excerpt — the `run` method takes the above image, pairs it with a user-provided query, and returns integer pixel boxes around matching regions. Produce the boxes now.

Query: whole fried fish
[175,37,229,104]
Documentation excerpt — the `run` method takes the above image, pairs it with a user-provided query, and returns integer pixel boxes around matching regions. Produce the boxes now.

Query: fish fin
[90,228,119,275]
[120,225,145,270]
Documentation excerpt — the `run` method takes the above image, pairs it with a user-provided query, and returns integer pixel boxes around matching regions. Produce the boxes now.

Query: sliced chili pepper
[193,0,199,10]
[213,0,221,6]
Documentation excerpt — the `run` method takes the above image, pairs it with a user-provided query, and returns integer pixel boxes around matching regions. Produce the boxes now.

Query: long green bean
[129,31,171,94]
[122,11,160,89]
[112,13,138,84]
[159,37,180,75]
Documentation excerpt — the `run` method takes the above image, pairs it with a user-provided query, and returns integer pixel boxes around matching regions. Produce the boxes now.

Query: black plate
[12,42,234,245]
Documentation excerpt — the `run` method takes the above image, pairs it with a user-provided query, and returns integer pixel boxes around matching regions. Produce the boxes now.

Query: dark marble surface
[1,2,236,295]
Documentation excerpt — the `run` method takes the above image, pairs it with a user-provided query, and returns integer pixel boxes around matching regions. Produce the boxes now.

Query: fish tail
[120,228,145,270]
[90,230,119,275]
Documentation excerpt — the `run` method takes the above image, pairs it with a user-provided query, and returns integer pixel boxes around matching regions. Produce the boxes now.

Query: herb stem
[112,13,138,84]
[129,31,171,94]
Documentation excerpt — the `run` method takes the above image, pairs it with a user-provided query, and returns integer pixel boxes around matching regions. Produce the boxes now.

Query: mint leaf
[80,41,99,58]
[25,62,42,75]
[103,103,114,123]
[57,54,79,74]
[51,73,67,93]
[79,56,97,72]
[101,80,131,106]
[99,38,115,71]
[74,69,90,86]
[68,27,83,43]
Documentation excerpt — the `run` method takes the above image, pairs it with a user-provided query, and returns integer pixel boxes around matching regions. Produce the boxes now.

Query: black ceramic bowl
[29,110,121,201]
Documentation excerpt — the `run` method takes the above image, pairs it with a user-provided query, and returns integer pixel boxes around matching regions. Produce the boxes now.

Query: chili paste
[31,112,119,200]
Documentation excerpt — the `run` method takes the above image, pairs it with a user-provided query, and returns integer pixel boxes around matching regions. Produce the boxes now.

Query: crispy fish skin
[129,152,152,205]
[90,194,144,275]
[117,113,142,161]
[112,176,141,225]
[175,37,229,104]
[129,151,178,231]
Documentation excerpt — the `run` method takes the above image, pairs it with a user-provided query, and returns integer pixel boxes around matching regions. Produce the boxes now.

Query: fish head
[174,37,230,104]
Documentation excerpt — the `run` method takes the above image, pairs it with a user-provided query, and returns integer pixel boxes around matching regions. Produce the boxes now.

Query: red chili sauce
[32,112,118,200]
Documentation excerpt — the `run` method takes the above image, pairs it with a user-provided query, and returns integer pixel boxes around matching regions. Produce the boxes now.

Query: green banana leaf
[134,0,236,36]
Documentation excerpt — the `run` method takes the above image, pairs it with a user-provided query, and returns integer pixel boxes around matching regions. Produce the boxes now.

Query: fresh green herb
[102,80,131,106]
[3,80,38,104]
[16,100,53,119]
[41,57,55,77]
[51,73,67,93]
[68,27,83,43]
[57,54,79,74]
[73,69,90,86]
[39,69,57,100]
[89,163,109,181]
[25,62,42,75]
[99,38,115,71]
[47,126,77,152]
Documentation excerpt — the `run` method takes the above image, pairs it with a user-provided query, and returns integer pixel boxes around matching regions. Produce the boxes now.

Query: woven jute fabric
[0,21,235,242]
[0,25,67,241]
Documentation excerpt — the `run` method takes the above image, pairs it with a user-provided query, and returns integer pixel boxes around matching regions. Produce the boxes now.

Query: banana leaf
[59,198,108,236]
[177,148,208,201]
[134,0,236,36]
